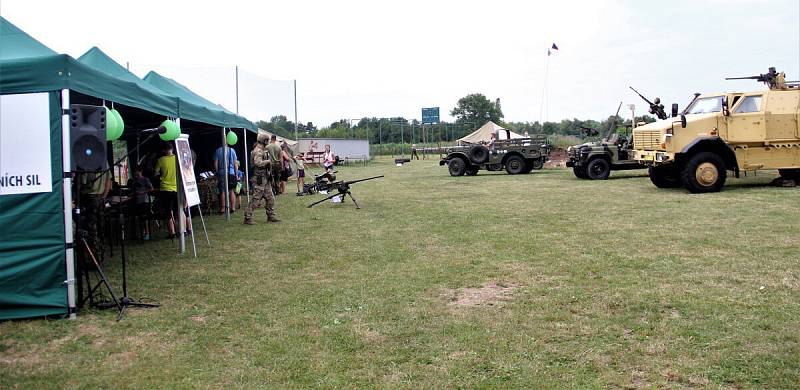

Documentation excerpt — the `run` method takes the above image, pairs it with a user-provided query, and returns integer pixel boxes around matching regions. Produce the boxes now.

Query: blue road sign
[421,107,440,124]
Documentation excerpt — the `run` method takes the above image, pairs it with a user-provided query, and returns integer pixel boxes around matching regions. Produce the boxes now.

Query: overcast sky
[2,0,798,127]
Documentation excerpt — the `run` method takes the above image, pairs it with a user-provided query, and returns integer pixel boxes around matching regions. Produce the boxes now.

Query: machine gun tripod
[307,175,384,209]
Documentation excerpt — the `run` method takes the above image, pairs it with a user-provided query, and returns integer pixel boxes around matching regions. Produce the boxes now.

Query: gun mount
[629,86,668,120]
[726,67,798,90]
[307,175,384,209]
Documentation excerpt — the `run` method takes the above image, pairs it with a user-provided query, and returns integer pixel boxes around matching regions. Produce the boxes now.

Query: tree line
[255,93,656,145]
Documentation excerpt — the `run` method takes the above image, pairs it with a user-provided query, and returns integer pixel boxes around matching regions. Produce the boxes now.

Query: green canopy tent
[143,71,257,219]
[0,17,182,320]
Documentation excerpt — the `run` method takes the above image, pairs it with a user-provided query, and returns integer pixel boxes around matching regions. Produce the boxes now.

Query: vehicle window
[685,97,723,114]
[734,95,762,114]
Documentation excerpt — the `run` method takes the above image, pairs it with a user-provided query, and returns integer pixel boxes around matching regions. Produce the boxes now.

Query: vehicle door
[726,94,765,142]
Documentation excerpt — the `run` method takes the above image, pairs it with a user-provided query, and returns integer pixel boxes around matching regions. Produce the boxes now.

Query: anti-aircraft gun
[565,101,644,180]
[629,86,668,120]
[726,67,799,90]
[307,175,384,209]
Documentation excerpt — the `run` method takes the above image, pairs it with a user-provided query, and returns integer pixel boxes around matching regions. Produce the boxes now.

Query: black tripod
[77,229,122,315]
[115,201,160,317]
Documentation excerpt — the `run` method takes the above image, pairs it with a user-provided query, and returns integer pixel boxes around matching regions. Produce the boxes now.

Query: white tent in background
[456,121,524,145]
[257,129,299,154]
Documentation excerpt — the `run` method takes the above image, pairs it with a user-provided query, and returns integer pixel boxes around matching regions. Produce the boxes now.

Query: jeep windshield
[685,96,723,115]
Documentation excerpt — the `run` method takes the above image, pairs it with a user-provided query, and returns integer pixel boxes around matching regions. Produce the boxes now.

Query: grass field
[2,158,799,388]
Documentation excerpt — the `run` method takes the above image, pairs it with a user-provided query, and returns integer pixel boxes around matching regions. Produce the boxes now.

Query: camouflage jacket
[252,143,272,179]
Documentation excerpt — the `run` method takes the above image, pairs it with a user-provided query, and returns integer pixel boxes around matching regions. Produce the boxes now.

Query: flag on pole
[548,43,559,56]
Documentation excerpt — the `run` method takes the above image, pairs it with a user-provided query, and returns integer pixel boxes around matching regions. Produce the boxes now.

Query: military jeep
[439,131,551,176]
[566,132,644,180]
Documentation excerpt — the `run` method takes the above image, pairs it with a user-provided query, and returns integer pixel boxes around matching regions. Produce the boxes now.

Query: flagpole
[539,50,550,123]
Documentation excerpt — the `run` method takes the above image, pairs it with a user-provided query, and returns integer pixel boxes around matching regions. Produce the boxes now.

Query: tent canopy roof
[0,17,179,118]
[144,71,255,132]
[456,121,523,144]
[0,16,56,60]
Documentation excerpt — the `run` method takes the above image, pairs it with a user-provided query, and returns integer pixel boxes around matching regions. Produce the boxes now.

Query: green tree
[450,93,504,125]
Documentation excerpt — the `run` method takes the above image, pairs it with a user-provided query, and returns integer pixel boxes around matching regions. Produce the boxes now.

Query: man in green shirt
[155,142,185,238]
[266,135,283,195]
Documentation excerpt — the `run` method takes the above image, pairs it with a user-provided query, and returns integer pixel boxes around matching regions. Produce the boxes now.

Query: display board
[175,135,200,207]
[0,93,52,195]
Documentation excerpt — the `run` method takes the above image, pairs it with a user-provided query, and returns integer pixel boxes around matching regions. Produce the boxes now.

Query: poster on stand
[175,135,200,206]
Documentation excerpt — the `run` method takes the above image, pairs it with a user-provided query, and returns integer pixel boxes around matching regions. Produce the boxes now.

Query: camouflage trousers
[82,194,105,261]
[244,182,276,221]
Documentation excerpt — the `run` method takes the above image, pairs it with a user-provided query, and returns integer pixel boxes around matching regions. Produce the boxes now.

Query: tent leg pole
[61,89,77,319]
[222,128,230,222]
[175,119,185,254]
[243,129,250,205]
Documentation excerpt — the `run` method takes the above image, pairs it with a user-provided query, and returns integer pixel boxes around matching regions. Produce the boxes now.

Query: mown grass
[2,158,799,388]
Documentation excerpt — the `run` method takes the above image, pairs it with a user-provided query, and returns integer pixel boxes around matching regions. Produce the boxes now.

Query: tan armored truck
[632,68,800,193]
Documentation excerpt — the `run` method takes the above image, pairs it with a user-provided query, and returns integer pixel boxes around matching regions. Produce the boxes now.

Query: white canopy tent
[457,121,524,145]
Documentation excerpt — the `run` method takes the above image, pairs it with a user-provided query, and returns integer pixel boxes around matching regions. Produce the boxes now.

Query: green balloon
[159,120,181,141]
[226,131,238,146]
[111,109,125,134]
[105,108,124,141]
[105,107,121,141]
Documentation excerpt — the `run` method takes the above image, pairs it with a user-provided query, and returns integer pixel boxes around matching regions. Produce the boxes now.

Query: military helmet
[257,133,270,144]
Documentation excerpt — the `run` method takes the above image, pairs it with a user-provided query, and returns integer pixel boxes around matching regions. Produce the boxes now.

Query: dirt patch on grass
[545,149,567,168]
[444,282,521,308]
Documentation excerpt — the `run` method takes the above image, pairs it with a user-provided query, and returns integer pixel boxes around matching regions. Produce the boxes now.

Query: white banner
[175,135,201,207]
[0,93,53,196]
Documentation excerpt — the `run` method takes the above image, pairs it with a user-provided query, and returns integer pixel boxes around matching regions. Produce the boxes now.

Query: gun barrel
[725,76,760,80]
[344,175,385,185]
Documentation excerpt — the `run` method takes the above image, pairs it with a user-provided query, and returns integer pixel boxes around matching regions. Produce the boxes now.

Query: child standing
[294,153,306,196]
[131,166,154,240]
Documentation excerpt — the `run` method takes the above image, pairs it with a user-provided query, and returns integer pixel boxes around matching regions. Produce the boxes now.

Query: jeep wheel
[681,152,726,193]
[466,166,479,176]
[586,158,611,180]
[505,155,526,175]
[487,164,503,171]
[448,157,467,176]
[573,166,588,179]
[648,165,682,188]
[531,158,544,170]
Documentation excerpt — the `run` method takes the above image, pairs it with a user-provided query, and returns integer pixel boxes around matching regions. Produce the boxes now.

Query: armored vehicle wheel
[586,158,611,180]
[505,155,526,175]
[778,169,800,180]
[468,145,489,164]
[448,157,467,176]
[648,165,682,188]
[531,158,544,170]
[681,152,726,193]
[573,166,589,179]
[466,166,479,176]
[487,163,503,171]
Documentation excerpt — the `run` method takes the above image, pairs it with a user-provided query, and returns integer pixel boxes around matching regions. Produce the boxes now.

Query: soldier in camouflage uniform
[243,133,280,224]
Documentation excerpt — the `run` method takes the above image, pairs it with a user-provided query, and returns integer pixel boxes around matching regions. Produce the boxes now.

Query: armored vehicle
[633,67,800,193]
[439,129,550,176]
[566,102,644,180]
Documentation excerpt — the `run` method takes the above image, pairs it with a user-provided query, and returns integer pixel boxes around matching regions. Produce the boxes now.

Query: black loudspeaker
[70,104,107,171]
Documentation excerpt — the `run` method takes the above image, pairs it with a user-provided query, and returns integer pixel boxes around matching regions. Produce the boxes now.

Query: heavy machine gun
[579,125,599,137]
[307,175,384,209]
[726,67,798,90]
[602,102,623,142]
[629,86,668,120]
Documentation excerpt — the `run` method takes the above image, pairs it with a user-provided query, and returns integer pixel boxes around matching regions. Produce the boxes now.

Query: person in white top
[323,144,335,171]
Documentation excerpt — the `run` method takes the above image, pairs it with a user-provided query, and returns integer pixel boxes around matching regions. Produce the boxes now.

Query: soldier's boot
[267,213,281,223]
[243,218,256,225]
